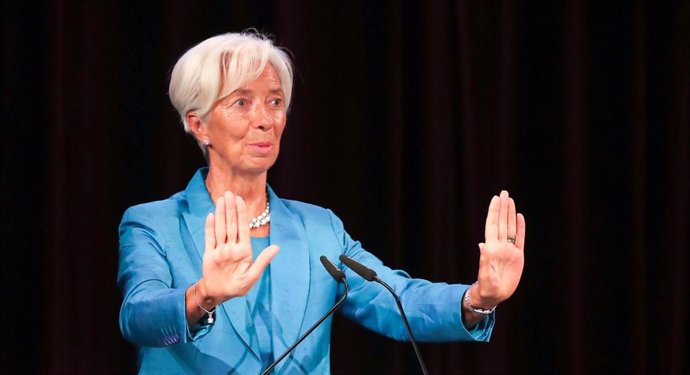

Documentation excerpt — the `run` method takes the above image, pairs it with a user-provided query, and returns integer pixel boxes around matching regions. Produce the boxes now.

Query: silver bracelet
[463,282,496,315]
[193,283,217,324]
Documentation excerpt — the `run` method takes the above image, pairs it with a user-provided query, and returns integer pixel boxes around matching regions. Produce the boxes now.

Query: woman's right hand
[196,191,280,307]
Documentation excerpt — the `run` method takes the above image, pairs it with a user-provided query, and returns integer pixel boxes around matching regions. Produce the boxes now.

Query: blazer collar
[179,169,311,366]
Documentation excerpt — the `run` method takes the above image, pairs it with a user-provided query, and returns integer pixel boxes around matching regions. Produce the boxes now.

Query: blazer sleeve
[117,206,212,347]
[327,209,495,342]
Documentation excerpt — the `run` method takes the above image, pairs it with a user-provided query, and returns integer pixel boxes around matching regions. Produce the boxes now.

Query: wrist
[192,280,217,325]
[463,282,497,315]
[470,283,493,309]
[196,279,219,309]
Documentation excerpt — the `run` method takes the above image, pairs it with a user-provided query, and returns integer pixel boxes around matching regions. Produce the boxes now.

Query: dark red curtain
[1,1,688,374]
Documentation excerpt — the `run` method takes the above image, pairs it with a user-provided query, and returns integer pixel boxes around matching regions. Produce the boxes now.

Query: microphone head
[320,256,346,282]
[339,255,377,282]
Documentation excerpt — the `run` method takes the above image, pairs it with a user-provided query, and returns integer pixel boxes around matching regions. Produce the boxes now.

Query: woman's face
[203,64,287,175]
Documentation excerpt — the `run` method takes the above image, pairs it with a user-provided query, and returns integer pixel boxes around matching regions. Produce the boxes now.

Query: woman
[118,31,526,374]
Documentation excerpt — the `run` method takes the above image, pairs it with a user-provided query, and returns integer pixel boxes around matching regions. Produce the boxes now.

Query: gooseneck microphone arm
[259,256,348,375]
[339,255,429,375]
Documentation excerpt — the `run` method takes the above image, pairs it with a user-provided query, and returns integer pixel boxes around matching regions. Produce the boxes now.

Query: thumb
[478,242,488,264]
[247,245,280,280]
[477,242,489,281]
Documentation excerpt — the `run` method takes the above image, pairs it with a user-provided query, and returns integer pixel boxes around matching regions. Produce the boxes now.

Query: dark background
[1,1,688,374]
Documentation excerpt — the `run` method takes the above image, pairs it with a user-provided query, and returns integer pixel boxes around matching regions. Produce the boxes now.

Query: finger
[224,191,237,243]
[215,196,227,245]
[204,213,216,251]
[516,213,526,250]
[508,197,517,240]
[235,195,251,247]
[497,190,509,241]
[484,195,500,241]
[247,245,280,281]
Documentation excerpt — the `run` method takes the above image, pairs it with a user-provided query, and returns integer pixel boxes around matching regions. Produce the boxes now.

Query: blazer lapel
[180,168,214,263]
[180,168,259,360]
[267,186,311,370]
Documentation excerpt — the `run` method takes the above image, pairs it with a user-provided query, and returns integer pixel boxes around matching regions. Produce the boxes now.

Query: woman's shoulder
[277,197,345,230]
[121,191,187,222]
[279,197,332,216]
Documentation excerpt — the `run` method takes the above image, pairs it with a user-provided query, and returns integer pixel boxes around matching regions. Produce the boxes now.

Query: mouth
[248,142,274,153]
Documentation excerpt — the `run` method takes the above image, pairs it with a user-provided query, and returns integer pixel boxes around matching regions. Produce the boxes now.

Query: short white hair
[168,31,293,143]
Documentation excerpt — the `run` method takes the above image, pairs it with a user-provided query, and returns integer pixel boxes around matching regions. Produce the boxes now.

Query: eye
[269,98,283,106]
[232,98,247,107]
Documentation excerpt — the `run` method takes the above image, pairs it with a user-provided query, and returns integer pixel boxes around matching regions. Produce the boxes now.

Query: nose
[252,102,274,131]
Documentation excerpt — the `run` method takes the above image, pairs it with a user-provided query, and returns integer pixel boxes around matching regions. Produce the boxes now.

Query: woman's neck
[205,166,268,219]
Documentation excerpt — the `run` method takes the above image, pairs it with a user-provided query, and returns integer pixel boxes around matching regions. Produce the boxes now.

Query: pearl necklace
[249,195,270,229]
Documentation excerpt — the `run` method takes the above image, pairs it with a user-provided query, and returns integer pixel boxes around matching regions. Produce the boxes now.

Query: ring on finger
[507,236,517,244]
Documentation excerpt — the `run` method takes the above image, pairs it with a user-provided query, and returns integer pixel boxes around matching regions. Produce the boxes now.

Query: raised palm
[475,190,526,307]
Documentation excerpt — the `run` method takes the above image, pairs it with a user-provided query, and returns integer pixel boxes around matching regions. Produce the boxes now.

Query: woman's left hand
[472,190,526,308]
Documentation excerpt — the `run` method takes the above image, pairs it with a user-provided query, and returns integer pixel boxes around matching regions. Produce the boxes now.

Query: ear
[186,111,208,143]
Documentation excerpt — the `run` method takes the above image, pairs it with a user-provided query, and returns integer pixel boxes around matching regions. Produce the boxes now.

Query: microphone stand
[259,257,349,375]
[373,276,428,375]
[339,255,428,375]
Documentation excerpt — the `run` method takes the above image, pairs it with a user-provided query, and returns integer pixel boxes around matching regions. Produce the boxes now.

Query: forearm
[119,284,191,347]
[185,279,221,328]
[331,209,494,341]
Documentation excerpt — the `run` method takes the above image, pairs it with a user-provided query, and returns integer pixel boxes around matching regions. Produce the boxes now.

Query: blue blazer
[118,169,494,374]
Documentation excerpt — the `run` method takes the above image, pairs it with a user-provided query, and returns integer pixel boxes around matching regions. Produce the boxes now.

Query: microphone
[259,256,349,375]
[320,255,346,282]
[339,255,429,375]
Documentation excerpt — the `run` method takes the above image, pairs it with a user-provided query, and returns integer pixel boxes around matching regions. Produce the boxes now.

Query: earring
[203,139,209,146]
